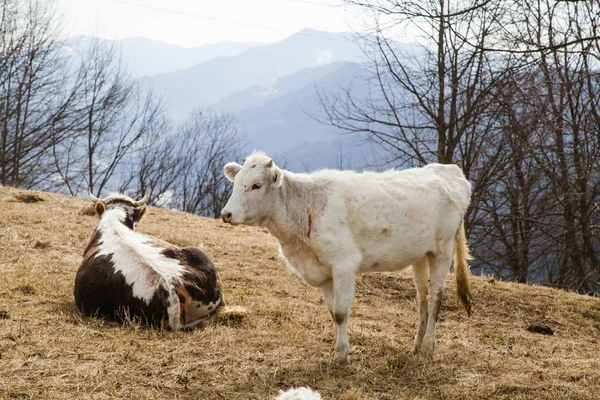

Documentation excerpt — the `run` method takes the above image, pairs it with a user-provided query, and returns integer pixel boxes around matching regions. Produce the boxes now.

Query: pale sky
[57,0,368,47]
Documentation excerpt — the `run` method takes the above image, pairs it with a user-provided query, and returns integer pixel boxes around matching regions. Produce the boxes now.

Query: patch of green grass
[482,331,518,347]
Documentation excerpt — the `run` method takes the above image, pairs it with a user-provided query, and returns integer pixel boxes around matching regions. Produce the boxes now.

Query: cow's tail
[454,220,474,316]
[213,284,249,322]
[215,305,250,322]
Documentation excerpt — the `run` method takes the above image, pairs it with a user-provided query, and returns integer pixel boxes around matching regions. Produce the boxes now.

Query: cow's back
[161,246,224,311]
[313,163,470,219]
[421,163,471,212]
[74,252,170,325]
[311,164,471,270]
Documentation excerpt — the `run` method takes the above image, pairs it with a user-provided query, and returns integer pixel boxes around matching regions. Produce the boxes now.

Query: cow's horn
[88,188,104,203]
[134,188,149,206]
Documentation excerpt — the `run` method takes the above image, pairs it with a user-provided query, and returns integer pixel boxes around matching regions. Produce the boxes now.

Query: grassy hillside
[1,185,599,399]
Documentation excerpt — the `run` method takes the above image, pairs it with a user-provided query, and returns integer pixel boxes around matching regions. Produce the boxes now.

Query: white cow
[221,152,473,362]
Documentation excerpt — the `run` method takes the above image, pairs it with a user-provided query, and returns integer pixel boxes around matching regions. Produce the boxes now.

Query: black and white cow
[74,190,224,329]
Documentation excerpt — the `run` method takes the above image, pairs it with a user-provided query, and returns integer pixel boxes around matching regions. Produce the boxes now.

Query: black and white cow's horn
[133,188,149,207]
[88,188,104,203]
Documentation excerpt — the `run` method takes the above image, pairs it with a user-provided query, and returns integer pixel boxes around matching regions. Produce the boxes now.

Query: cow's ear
[95,202,106,217]
[224,162,242,182]
[134,206,147,223]
[265,159,283,188]
[271,166,283,188]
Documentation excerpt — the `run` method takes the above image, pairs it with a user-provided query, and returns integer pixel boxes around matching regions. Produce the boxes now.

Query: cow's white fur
[95,208,221,329]
[222,151,472,362]
[274,387,321,400]
[97,208,184,303]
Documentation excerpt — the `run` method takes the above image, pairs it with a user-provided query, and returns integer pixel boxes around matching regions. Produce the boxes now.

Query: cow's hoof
[333,351,349,364]
[411,341,422,354]
[420,340,434,359]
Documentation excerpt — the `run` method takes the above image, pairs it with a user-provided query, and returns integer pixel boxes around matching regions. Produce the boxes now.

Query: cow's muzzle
[221,211,233,224]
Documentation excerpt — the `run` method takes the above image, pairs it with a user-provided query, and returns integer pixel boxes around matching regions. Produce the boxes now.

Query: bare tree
[471,71,552,283]
[517,0,600,292]
[120,108,245,217]
[117,116,178,207]
[52,38,165,196]
[322,0,507,164]
[173,108,244,217]
[0,0,78,189]
[320,0,600,292]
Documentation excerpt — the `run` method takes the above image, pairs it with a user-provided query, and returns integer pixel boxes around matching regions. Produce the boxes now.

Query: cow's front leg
[321,270,356,364]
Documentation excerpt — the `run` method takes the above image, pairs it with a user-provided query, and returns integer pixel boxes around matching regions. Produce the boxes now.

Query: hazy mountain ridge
[61,35,260,77]
[151,29,368,120]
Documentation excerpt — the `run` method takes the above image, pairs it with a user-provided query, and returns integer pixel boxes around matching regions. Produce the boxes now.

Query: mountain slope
[216,61,345,112]
[229,62,378,171]
[1,185,599,399]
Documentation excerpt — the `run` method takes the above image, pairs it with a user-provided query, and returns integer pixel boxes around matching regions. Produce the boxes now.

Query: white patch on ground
[275,387,321,400]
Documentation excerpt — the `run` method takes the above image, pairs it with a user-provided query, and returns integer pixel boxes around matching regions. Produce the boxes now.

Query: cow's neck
[264,171,319,246]
[98,209,130,234]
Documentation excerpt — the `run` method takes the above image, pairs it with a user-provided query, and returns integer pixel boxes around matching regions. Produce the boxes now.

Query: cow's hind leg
[421,248,453,358]
[411,257,429,354]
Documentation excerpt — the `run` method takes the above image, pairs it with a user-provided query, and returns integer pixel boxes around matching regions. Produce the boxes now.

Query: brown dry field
[1,185,599,399]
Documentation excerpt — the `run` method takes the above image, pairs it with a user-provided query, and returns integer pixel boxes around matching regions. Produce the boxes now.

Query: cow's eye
[251,183,262,190]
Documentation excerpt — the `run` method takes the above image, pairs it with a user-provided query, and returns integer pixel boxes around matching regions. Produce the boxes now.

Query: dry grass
[1,185,599,399]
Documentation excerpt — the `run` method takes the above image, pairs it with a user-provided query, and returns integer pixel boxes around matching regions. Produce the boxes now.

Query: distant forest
[2,0,600,293]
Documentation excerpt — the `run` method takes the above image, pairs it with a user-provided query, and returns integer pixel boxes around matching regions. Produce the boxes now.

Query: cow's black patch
[83,229,102,256]
[74,244,169,327]
[334,312,347,325]
[162,246,224,308]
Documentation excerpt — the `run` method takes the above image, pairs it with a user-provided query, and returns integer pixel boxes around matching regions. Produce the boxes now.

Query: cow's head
[221,152,283,226]
[88,189,149,230]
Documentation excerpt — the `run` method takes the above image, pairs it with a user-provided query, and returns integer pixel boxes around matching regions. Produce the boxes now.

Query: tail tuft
[454,220,474,316]
[215,305,250,322]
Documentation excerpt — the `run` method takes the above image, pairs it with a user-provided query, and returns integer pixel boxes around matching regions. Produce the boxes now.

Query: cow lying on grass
[221,152,473,362]
[75,190,245,329]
